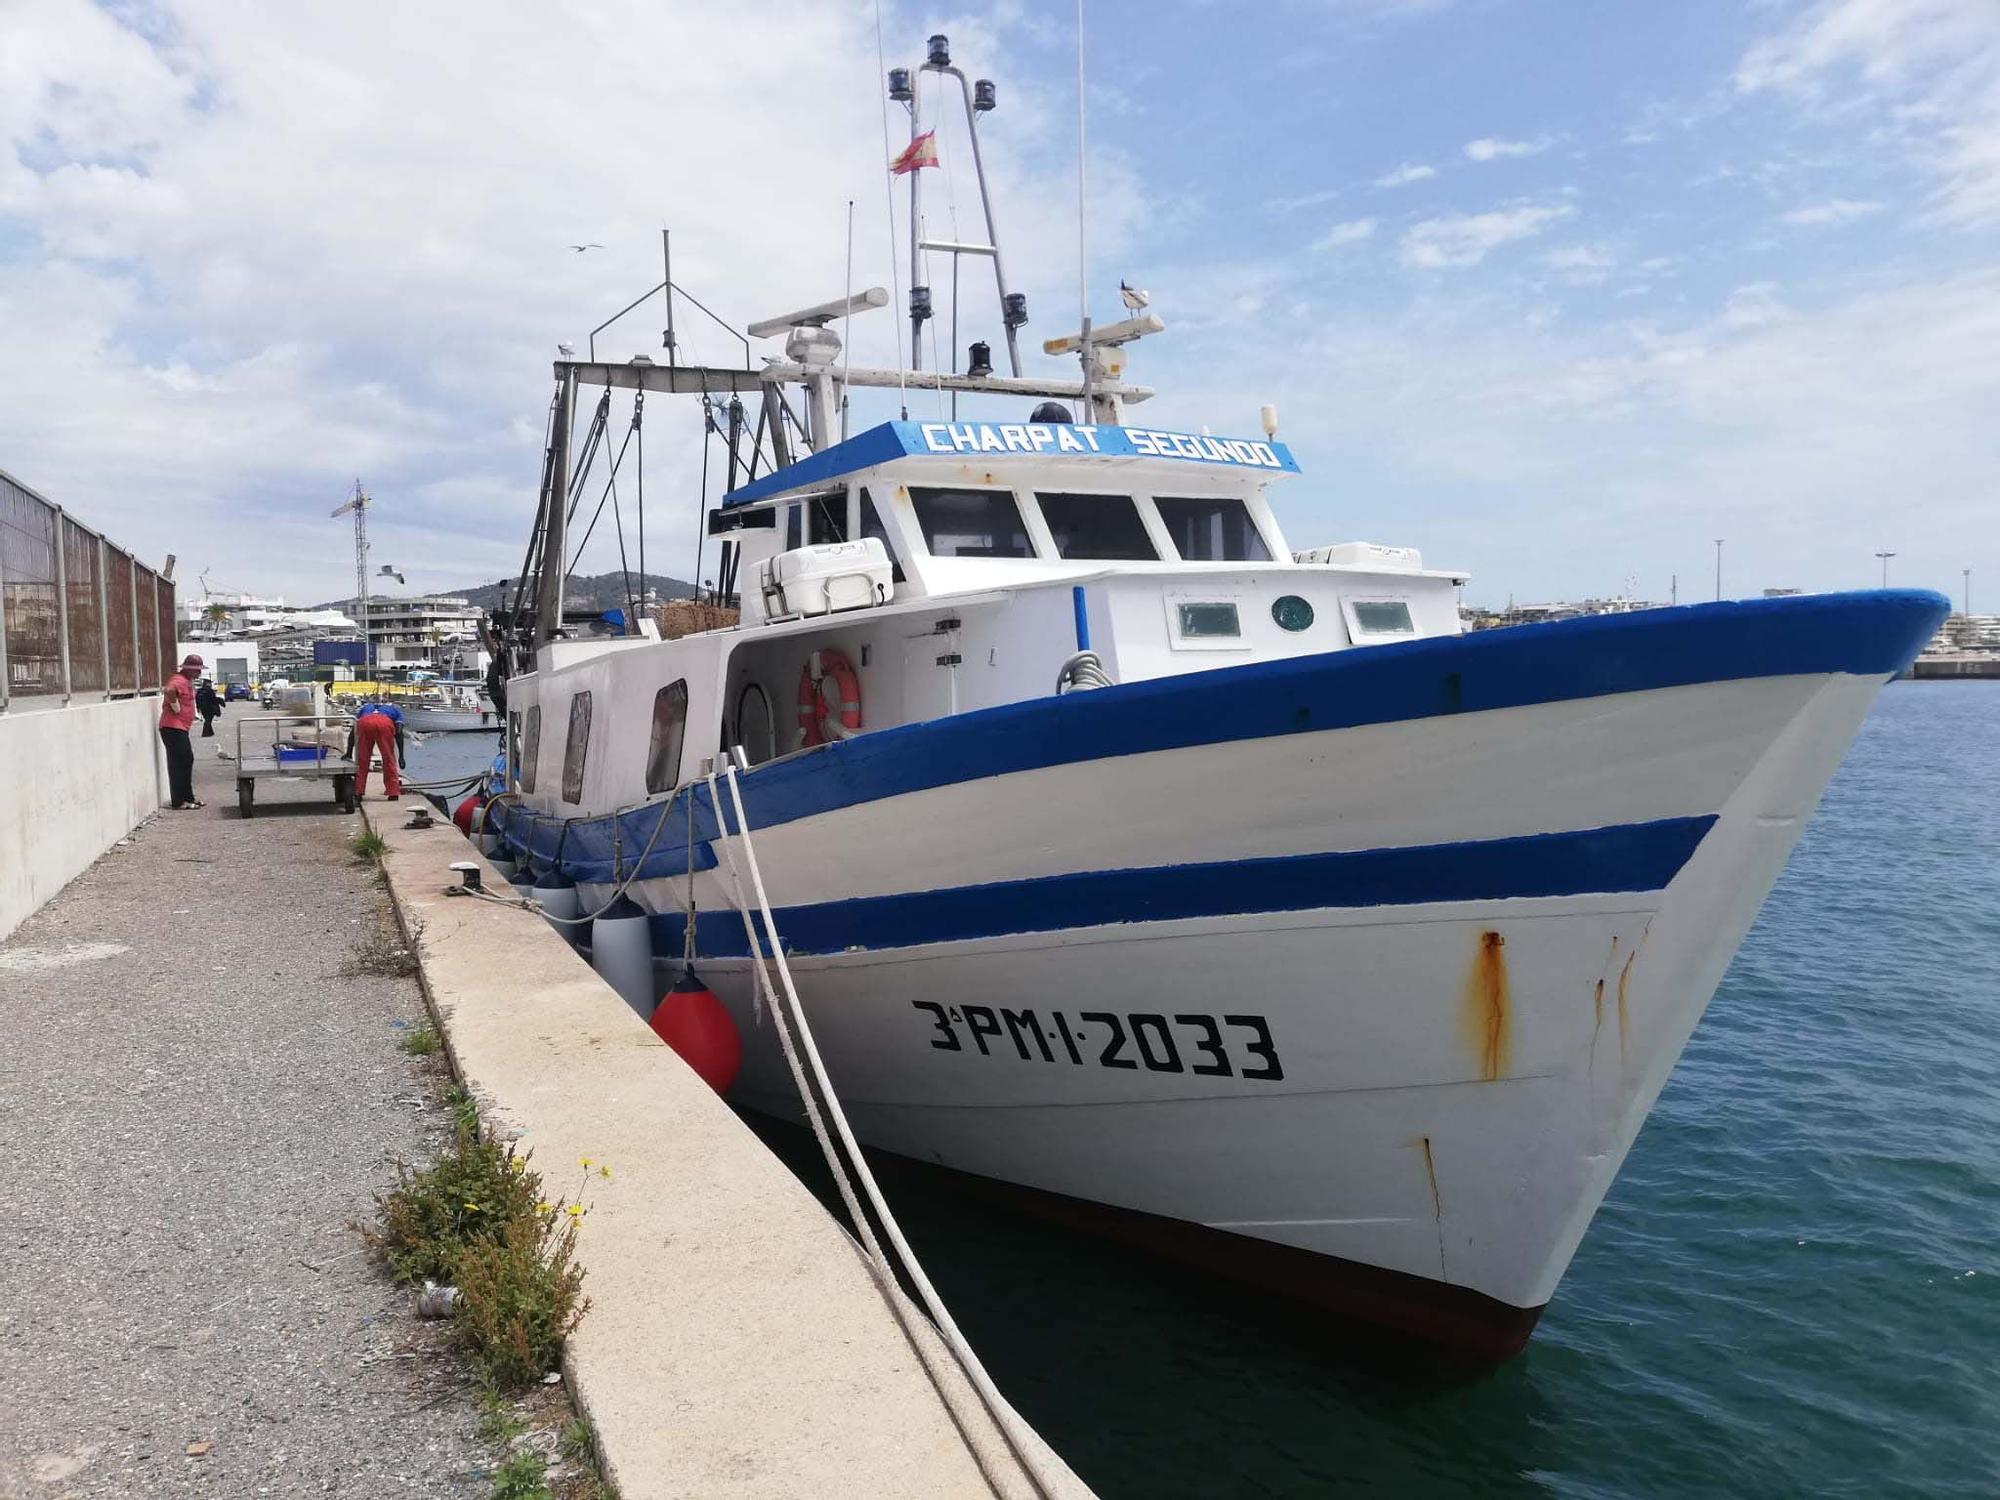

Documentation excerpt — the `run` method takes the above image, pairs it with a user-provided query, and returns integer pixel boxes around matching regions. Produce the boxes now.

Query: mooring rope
[706,763,1065,1500]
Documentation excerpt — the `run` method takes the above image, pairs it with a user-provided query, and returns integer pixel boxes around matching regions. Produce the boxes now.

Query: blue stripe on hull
[642,815,1718,960]
[492,589,1943,878]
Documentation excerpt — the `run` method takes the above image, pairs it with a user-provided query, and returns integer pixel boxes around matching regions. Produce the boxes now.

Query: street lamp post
[1964,567,1972,619]
[1713,539,1723,602]
[1875,550,1895,588]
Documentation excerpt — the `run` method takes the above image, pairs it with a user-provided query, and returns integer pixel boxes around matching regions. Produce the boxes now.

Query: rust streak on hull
[1617,949,1638,1062]
[1465,930,1511,1081]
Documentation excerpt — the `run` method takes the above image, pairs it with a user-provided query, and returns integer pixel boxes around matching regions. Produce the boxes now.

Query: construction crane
[331,481,371,667]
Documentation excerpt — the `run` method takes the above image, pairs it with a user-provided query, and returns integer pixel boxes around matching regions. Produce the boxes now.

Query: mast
[894,34,1027,378]
[534,366,578,649]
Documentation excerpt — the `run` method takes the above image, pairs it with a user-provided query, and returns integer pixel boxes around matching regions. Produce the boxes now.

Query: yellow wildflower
[535,1200,553,1214]
[565,1204,585,1219]
[580,1157,593,1169]
[597,1164,611,1180]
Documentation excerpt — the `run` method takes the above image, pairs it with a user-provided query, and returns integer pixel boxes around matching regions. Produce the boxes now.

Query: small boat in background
[400,680,497,733]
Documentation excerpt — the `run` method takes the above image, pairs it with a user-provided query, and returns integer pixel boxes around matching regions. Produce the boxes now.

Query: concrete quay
[369,805,1092,1499]
[0,751,486,1498]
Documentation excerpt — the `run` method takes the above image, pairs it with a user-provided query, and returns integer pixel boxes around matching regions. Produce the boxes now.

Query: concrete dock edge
[366,805,1092,1500]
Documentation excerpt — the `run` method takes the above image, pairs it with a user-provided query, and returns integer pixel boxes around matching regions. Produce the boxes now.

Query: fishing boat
[401,679,497,733]
[484,35,1947,1360]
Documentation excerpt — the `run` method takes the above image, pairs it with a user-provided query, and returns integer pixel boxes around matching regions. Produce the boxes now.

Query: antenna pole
[841,199,855,443]
[662,229,678,370]
[907,50,926,372]
[1075,0,1094,418]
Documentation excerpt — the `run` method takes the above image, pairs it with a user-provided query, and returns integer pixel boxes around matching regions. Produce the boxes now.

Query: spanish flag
[889,130,939,175]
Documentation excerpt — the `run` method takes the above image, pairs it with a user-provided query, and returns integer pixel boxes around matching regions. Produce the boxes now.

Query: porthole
[1271,594,1315,632]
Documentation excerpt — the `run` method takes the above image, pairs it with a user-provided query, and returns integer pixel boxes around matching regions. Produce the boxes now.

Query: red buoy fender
[796,648,862,748]
[649,967,742,1095]
[453,793,483,836]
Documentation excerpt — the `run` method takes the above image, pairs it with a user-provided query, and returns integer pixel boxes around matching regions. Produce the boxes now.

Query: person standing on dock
[347,700,406,801]
[160,655,204,809]
[194,677,223,737]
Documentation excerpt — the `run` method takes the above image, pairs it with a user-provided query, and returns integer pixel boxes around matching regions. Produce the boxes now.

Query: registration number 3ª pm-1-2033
[911,1002,1284,1081]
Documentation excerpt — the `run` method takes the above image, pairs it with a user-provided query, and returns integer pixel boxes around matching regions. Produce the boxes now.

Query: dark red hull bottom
[788,1124,1550,1365]
[927,1165,1544,1364]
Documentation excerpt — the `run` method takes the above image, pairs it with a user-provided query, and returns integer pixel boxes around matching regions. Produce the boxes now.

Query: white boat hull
[495,592,1943,1356]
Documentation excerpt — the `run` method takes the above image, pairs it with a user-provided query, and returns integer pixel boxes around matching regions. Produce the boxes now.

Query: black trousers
[200,711,218,738]
[160,727,195,806]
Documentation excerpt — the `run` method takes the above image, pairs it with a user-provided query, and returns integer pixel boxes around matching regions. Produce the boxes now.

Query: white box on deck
[759,539,894,618]
[1294,541,1424,570]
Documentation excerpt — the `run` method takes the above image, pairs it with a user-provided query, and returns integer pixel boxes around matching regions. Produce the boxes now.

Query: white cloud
[1373,162,1437,188]
[1545,244,1614,270]
[1152,267,2000,603]
[0,1,1144,598]
[1267,187,1343,212]
[1464,136,1553,162]
[1400,203,1574,268]
[1738,0,2000,225]
[1780,198,1886,226]
[1544,244,1617,283]
[1313,217,1377,250]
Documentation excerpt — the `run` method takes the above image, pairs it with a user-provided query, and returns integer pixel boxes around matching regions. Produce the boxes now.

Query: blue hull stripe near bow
[488,589,1945,876]
[636,815,1718,960]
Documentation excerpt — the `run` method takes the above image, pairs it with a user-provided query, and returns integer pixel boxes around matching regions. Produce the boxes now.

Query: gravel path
[0,744,486,1498]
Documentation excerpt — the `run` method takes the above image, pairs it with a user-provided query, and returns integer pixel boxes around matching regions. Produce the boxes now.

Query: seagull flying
[1119,279,1149,312]
[569,243,604,253]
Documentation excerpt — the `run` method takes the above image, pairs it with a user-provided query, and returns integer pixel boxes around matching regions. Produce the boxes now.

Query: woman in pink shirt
[160,655,203,809]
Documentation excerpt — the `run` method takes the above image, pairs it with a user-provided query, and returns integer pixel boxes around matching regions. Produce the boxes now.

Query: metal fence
[1,466,177,709]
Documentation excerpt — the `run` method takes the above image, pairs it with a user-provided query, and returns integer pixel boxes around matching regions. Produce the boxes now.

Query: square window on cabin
[909,486,1035,559]
[1037,492,1158,561]
[562,691,591,804]
[645,679,689,795]
[857,488,905,583]
[1349,599,1417,637]
[519,706,541,793]
[1154,495,1273,562]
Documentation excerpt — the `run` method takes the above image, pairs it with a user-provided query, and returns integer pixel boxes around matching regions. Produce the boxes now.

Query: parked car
[224,682,252,702]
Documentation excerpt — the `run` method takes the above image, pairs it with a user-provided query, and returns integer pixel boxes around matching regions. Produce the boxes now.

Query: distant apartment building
[345,594,487,673]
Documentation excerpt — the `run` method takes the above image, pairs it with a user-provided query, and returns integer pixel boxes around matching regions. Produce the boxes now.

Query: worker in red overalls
[345,700,407,801]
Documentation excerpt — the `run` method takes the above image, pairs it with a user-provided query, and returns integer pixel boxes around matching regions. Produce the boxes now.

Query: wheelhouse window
[1037,492,1158,561]
[1154,495,1273,562]
[804,490,847,546]
[518,706,541,792]
[561,692,591,804]
[645,679,689,794]
[909,486,1035,558]
[1347,599,1417,638]
[858,487,905,583]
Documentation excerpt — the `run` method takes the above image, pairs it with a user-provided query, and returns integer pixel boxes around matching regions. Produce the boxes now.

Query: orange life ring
[797,649,862,747]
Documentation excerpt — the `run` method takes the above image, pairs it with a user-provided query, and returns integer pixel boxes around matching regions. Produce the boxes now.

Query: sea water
[415,688,1999,1497]
[889,683,2000,1499]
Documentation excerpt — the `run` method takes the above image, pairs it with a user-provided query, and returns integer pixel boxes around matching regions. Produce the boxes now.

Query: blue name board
[722,419,1300,507]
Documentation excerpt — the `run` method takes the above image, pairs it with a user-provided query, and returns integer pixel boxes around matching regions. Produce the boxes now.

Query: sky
[2,0,1996,609]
